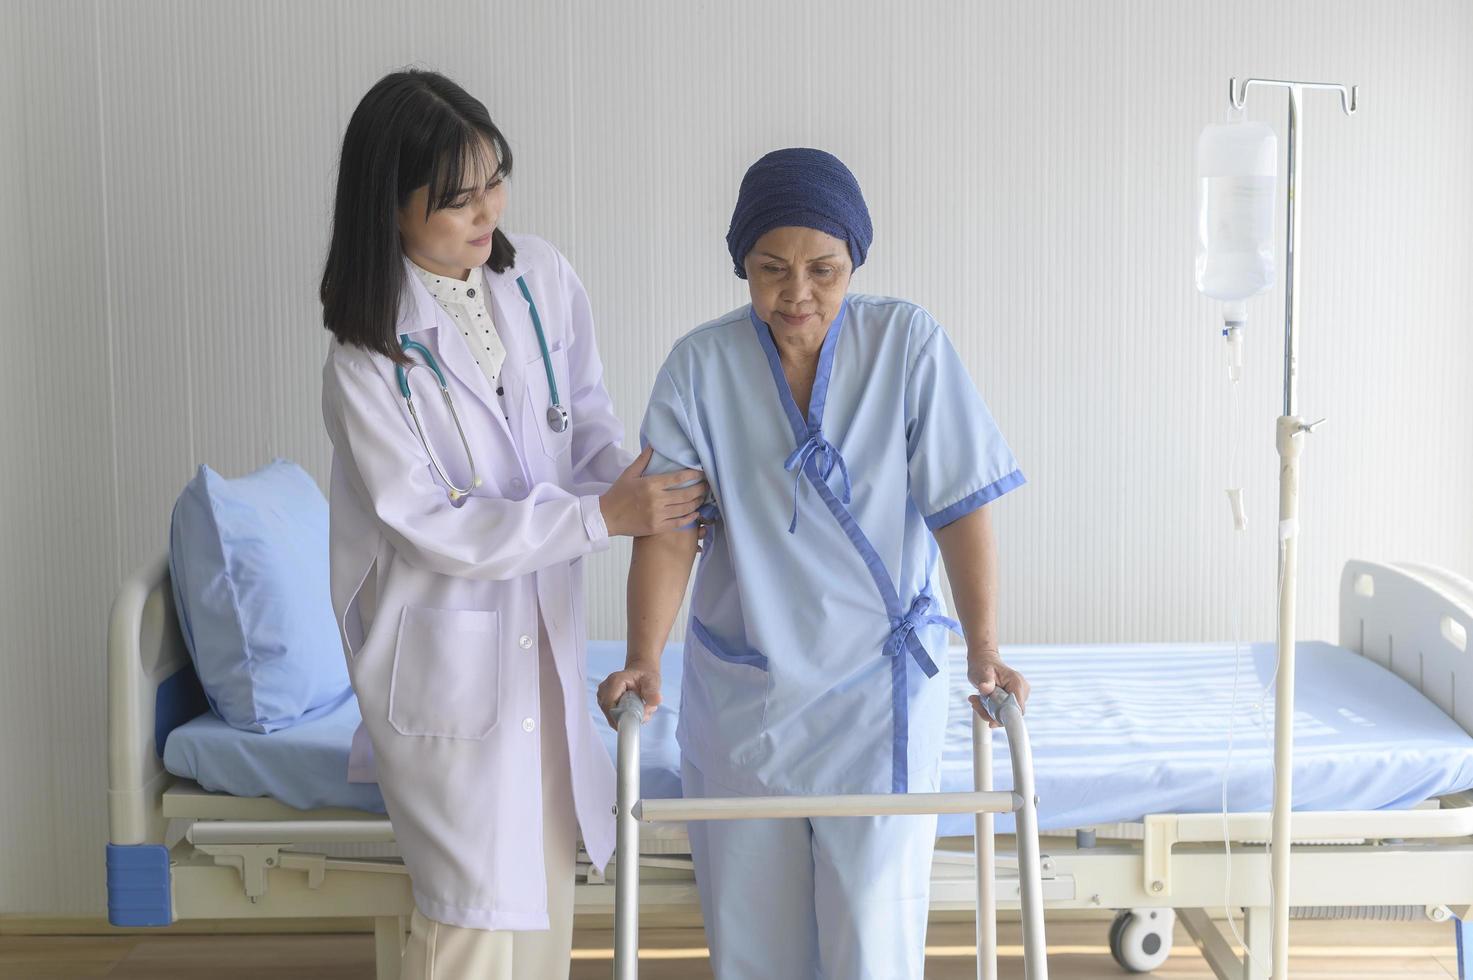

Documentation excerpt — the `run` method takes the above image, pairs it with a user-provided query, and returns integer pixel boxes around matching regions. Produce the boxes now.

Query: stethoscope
[395,273,570,501]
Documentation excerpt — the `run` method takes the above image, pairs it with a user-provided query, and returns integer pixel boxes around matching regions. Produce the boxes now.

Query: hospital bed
[107,556,1473,979]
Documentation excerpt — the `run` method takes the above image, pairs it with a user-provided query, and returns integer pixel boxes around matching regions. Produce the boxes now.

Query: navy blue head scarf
[725,148,873,279]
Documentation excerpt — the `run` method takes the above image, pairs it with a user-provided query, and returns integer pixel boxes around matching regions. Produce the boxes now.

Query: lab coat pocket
[388,606,503,739]
[524,343,568,459]
[525,344,572,459]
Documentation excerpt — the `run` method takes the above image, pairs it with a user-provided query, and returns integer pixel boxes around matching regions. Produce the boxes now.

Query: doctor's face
[398,148,507,280]
[743,226,852,340]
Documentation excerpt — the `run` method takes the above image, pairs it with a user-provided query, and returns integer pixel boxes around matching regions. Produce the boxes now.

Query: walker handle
[984,687,1021,721]
[614,691,646,724]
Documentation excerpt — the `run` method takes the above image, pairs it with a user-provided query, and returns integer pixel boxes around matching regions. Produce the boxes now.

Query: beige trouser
[400,617,578,980]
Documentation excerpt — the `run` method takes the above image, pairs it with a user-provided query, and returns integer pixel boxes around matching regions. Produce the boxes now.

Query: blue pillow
[169,460,351,733]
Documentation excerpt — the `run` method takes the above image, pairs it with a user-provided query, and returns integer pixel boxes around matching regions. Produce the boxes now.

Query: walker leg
[973,715,997,980]
[614,696,644,979]
[989,691,1048,980]
[1011,765,1047,979]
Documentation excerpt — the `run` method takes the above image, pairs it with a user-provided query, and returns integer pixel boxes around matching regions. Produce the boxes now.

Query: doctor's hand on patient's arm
[599,446,708,537]
[968,653,1030,729]
[597,668,662,727]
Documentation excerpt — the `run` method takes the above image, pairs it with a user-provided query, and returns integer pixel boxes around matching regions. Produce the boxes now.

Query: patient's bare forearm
[934,505,999,664]
[627,529,699,670]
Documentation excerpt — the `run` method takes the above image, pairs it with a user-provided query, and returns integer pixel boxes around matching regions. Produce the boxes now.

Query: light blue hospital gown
[640,295,1023,979]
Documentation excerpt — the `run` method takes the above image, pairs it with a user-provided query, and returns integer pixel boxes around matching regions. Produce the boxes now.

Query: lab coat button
[519,634,533,650]
[511,478,525,492]
[522,718,535,733]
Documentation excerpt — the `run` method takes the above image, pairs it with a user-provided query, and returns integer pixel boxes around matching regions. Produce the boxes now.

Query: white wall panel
[5,0,120,916]
[0,0,56,918]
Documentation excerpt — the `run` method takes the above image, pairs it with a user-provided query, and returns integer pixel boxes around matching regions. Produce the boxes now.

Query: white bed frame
[106,557,1473,979]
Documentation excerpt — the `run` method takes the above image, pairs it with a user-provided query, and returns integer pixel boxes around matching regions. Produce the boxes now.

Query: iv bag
[1196,120,1277,302]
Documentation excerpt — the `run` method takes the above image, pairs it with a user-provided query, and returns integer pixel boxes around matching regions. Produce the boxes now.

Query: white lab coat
[321,234,627,931]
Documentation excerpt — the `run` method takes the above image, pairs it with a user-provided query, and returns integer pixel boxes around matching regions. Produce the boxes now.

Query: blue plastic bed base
[154,662,209,760]
[106,843,171,926]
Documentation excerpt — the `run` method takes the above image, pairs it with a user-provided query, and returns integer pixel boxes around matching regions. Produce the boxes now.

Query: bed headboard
[1340,559,1473,737]
[107,553,194,845]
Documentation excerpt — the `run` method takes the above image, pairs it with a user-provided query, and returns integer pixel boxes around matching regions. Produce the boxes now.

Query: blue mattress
[164,640,1473,836]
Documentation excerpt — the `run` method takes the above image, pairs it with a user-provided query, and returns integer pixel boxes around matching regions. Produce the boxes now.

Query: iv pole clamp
[1229,76,1355,980]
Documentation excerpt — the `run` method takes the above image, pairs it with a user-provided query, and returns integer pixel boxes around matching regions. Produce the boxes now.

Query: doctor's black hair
[320,69,515,361]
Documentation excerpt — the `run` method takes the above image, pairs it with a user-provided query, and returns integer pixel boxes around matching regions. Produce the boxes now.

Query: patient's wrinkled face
[744,226,852,342]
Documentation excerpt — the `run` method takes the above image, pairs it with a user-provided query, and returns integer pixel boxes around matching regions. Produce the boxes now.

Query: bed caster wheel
[1109,907,1174,973]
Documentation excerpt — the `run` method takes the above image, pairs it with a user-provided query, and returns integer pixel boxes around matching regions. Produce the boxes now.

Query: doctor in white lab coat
[318,70,705,979]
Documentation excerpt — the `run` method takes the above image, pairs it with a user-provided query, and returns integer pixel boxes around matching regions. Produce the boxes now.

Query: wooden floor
[0,918,1462,979]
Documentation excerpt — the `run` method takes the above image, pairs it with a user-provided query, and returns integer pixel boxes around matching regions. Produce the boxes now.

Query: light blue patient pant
[682,757,938,980]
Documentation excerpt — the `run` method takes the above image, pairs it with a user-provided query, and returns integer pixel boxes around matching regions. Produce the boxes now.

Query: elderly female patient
[598,148,1030,979]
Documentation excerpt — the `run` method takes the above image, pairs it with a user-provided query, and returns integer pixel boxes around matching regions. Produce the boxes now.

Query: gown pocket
[683,617,769,758]
[388,606,503,739]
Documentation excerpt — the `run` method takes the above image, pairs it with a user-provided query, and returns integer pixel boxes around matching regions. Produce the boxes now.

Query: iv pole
[1228,76,1357,979]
